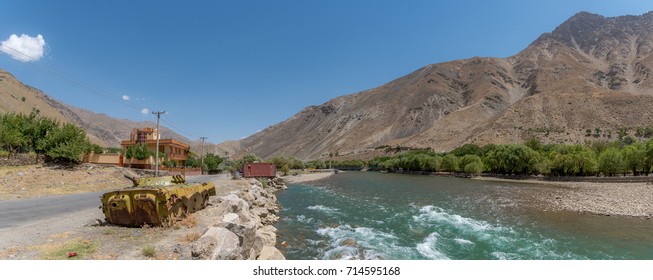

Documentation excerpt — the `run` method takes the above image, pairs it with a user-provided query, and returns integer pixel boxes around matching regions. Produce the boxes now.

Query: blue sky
[2,1,653,145]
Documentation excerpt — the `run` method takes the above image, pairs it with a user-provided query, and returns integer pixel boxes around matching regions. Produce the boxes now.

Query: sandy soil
[282,172,335,184]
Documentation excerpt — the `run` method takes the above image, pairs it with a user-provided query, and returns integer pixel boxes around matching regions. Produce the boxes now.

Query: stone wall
[189,177,287,260]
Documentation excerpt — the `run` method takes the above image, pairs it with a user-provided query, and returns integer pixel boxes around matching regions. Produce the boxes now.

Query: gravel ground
[475,177,653,218]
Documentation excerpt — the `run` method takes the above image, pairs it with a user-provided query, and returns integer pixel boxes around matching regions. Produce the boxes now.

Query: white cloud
[141,108,150,115]
[1,34,46,62]
[122,95,130,101]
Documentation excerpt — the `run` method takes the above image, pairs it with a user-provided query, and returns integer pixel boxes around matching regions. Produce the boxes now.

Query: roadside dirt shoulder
[0,164,137,200]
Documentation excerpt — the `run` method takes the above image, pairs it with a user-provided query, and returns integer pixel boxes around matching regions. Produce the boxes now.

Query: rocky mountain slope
[229,11,653,160]
[0,68,190,147]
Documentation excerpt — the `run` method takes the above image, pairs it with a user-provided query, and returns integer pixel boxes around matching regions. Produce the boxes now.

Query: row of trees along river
[266,138,653,177]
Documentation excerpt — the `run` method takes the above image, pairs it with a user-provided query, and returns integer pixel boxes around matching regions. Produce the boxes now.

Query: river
[276,172,653,260]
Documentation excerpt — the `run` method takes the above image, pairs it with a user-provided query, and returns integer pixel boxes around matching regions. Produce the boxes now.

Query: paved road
[0,191,105,230]
[0,174,231,253]
[0,174,225,230]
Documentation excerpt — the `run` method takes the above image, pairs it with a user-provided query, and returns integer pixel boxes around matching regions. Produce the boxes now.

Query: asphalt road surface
[0,175,228,252]
[0,191,105,230]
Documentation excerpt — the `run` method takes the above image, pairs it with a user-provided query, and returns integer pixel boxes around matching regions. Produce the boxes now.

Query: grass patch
[175,213,198,229]
[42,239,97,260]
[102,228,115,235]
[142,245,156,258]
[182,232,201,243]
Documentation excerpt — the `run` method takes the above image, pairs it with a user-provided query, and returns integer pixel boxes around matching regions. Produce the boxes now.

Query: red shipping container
[243,163,277,178]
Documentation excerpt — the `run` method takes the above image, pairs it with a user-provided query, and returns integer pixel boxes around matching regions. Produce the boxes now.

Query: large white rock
[218,194,250,213]
[251,207,269,218]
[222,213,239,223]
[253,229,277,255]
[257,246,285,260]
[191,227,241,260]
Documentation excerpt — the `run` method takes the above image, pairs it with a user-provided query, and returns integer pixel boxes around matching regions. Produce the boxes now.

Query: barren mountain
[0,68,190,147]
[226,11,653,160]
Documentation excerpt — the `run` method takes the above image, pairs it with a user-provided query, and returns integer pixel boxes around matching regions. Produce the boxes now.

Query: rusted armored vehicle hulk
[100,175,216,226]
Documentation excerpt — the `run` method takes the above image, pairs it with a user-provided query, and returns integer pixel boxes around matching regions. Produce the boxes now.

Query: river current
[276,172,653,260]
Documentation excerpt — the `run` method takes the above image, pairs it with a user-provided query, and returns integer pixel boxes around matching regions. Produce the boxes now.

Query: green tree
[105,147,123,154]
[524,138,544,152]
[460,154,484,175]
[185,155,200,168]
[380,158,401,171]
[133,144,150,160]
[242,153,261,163]
[598,147,624,176]
[425,155,442,172]
[43,123,91,163]
[22,112,58,162]
[125,145,135,159]
[644,138,653,175]
[88,144,103,154]
[306,160,327,169]
[550,145,598,176]
[622,143,646,175]
[203,153,224,173]
[452,143,481,157]
[0,114,26,158]
[441,154,459,172]
[280,164,290,176]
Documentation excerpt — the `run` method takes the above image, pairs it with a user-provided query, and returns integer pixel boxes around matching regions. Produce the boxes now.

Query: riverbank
[474,176,653,218]
[283,171,336,184]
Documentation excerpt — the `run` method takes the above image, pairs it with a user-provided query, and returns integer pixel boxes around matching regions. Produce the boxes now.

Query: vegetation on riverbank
[369,138,653,177]
[259,138,653,178]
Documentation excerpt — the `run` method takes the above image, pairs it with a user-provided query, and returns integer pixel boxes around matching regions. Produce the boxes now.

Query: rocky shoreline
[189,177,288,260]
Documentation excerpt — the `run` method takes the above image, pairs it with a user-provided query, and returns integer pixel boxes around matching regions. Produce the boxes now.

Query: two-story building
[120,128,190,169]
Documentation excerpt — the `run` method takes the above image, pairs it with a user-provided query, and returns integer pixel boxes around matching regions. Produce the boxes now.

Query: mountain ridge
[0,68,191,148]
[221,11,653,160]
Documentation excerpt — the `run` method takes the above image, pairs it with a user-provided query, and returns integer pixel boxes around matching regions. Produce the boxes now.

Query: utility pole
[200,136,207,175]
[152,111,165,176]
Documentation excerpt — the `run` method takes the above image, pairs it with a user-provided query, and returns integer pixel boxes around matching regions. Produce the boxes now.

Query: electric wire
[1,43,201,141]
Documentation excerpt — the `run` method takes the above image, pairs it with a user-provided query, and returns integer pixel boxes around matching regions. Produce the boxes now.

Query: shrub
[142,245,156,258]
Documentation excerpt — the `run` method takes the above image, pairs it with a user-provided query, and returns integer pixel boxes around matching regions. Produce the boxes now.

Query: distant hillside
[0,68,190,147]
[222,11,653,160]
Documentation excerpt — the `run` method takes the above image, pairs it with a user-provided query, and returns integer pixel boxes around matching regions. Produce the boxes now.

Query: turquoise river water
[275,172,653,260]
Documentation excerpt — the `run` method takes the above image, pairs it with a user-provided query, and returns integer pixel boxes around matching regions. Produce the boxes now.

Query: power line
[2,44,144,110]
[160,118,197,140]
[2,43,201,142]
